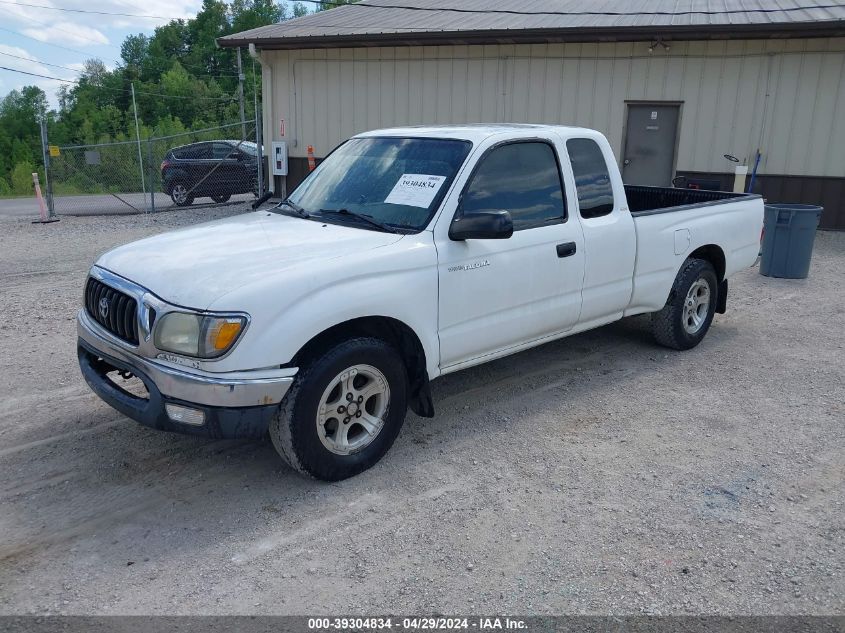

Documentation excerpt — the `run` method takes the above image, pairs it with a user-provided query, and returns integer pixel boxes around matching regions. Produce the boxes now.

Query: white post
[733,165,749,193]
[131,83,147,212]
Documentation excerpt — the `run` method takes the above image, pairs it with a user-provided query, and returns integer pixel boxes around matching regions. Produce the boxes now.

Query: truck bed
[625,184,763,317]
[625,185,754,215]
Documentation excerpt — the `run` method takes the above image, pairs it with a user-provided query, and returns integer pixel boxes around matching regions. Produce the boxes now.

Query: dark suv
[160,140,259,206]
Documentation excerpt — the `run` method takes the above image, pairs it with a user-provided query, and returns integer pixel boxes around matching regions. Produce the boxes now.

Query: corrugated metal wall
[266,38,845,179]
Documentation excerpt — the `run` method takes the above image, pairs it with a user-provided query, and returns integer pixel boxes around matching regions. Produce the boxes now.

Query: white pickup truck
[78,124,763,480]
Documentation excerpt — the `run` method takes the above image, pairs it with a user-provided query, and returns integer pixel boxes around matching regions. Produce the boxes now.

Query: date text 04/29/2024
[307,617,528,630]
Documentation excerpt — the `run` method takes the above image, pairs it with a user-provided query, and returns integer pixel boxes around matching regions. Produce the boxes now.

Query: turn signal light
[211,320,243,351]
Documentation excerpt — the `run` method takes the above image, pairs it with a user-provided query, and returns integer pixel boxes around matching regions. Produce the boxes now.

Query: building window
[567,138,615,219]
[460,141,566,231]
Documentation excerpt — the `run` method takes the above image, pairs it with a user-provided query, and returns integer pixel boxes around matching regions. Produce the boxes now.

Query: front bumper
[77,309,297,439]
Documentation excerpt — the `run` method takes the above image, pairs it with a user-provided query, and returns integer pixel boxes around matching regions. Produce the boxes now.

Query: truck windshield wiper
[274,199,310,218]
[318,208,399,233]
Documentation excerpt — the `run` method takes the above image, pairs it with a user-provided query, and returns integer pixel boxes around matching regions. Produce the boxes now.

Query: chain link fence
[48,121,262,216]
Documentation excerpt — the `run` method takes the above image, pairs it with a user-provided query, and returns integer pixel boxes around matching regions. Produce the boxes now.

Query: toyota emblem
[98,296,110,319]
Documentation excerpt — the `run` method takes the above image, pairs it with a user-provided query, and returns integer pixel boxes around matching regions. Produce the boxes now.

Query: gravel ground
[0,207,842,616]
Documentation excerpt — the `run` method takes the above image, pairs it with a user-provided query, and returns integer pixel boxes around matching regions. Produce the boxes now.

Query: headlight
[154,312,247,359]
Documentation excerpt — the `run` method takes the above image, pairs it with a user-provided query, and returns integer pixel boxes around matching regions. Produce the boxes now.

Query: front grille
[84,277,139,345]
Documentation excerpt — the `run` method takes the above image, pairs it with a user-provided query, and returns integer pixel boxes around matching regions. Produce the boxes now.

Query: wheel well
[292,317,434,418]
[690,244,726,280]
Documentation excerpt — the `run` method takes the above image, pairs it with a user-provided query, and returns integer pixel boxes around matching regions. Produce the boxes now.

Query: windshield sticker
[384,174,447,208]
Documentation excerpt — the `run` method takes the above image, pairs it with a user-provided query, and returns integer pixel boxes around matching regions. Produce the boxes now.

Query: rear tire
[210,194,231,203]
[651,258,719,350]
[270,337,408,481]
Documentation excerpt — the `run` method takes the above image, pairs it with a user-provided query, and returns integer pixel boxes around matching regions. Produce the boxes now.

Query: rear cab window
[566,138,615,219]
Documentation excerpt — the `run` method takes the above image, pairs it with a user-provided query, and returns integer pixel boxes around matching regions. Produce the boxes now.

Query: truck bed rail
[625,185,756,215]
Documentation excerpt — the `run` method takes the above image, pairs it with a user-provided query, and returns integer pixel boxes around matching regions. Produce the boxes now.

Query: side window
[213,142,236,160]
[566,138,615,219]
[460,141,566,231]
[186,143,212,160]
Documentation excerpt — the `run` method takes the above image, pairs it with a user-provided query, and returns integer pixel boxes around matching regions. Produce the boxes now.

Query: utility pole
[237,48,246,141]
[38,117,55,218]
[131,83,147,212]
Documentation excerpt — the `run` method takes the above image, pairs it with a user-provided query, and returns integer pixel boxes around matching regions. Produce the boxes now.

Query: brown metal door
[622,104,680,187]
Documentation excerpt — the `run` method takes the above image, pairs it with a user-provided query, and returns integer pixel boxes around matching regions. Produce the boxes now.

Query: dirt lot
[0,207,842,616]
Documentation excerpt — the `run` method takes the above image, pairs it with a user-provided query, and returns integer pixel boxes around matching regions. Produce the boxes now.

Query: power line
[0,65,82,83]
[0,50,83,74]
[0,0,312,21]
[0,65,239,101]
[0,8,114,51]
[0,24,103,57]
[0,0,168,19]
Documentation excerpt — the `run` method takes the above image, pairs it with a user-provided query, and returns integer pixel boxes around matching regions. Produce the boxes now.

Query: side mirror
[449,210,514,241]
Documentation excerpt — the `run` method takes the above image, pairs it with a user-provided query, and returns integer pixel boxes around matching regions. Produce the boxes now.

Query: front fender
[205,235,441,379]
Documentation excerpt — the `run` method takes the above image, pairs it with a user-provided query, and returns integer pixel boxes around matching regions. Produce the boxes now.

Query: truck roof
[354,123,597,144]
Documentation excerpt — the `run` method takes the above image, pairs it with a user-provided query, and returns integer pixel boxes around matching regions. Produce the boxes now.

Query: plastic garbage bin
[759,203,822,279]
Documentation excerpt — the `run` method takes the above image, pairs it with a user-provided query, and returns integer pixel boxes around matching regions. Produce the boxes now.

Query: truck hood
[96,211,404,308]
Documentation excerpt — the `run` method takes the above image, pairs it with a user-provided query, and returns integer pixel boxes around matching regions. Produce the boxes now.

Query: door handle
[556,242,577,258]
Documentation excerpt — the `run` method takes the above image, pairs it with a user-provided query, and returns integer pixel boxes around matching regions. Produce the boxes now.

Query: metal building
[219,0,845,229]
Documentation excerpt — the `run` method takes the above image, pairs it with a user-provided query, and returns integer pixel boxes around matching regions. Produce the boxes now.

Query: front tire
[651,258,719,350]
[270,337,408,481]
[170,182,194,207]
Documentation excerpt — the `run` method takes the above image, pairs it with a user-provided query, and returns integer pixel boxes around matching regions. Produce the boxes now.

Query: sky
[0,0,205,106]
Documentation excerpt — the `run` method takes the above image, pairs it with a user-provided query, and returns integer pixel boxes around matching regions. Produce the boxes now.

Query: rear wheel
[170,182,194,207]
[210,193,231,203]
[270,337,408,481]
[651,258,719,350]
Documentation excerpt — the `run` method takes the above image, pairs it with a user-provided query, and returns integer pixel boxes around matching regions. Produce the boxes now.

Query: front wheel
[270,337,408,481]
[170,182,194,207]
[651,258,719,350]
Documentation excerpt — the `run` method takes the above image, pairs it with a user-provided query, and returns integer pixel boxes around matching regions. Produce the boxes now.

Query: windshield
[287,137,472,232]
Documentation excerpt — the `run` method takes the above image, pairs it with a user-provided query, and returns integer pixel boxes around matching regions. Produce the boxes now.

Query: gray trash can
[760,203,822,279]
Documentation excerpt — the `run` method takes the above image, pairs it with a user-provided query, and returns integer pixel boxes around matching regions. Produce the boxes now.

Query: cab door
[435,138,585,370]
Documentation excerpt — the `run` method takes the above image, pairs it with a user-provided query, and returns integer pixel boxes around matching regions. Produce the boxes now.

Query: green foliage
[10,162,35,195]
[0,177,11,197]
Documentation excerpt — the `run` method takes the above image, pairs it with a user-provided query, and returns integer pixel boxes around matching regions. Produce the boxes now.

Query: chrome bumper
[77,309,296,408]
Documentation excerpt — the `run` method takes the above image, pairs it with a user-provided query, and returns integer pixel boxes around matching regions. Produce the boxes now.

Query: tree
[121,34,150,79]
[0,86,47,185]
[231,0,278,32]
[186,0,232,76]
[10,161,35,195]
